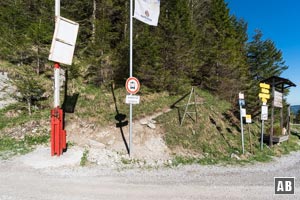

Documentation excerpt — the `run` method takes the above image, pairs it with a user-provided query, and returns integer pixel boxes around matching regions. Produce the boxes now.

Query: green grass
[291,124,300,133]
[156,88,300,166]
[1,72,300,166]
[168,134,300,166]
[73,83,182,126]
[0,134,50,159]
[157,90,241,156]
[0,103,49,130]
[80,149,89,167]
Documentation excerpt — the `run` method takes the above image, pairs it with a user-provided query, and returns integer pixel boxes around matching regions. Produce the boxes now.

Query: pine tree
[10,66,46,115]
[246,30,288,113]
[192,0,249,104]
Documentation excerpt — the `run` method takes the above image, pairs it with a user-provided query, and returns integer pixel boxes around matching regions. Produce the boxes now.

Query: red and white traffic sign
[125,77,140,94]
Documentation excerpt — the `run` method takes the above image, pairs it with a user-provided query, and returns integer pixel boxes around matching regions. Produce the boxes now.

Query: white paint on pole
[54,67,60,107]
[55,0,60,17]
[54,0,60,108]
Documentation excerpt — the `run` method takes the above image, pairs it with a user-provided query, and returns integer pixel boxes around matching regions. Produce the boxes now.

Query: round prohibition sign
[125,77,140,94]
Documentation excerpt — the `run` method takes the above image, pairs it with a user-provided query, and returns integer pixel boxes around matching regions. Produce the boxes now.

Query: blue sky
[225,0,300,105]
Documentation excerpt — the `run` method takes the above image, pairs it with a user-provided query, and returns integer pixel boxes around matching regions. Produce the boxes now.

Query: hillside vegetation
[0,0,299,164]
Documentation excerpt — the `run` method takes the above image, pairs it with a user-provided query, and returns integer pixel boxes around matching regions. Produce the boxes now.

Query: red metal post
[51,107,66,156]
[50,62,67,156]
[51,109,55,156]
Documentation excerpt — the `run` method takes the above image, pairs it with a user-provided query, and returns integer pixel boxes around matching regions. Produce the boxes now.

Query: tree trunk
[36,46,40,75]
[36,19,41,75]
[92,0,97,44]
[27,98,32,116]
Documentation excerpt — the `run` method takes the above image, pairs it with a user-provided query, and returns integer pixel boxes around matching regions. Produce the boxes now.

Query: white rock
[147,122,156,129]
[88,139,105,148]
[230,153,241,160]
[139,119,148,125]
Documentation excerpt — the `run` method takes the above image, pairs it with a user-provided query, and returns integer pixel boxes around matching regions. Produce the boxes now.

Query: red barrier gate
[51,107,66,156]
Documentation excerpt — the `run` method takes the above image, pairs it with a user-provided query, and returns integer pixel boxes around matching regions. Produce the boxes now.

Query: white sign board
[274,91,283,108]
[246,115,252,124]
[49,17,79,65]
[241,108,246,117]
[261,105,268,120]
[126,95,140,104]
[239,92,244,100]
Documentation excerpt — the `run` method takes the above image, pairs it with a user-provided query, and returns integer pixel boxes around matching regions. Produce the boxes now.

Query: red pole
[50,62,67,156]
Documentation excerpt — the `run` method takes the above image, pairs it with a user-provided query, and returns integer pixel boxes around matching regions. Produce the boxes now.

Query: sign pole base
[51,107,66,156]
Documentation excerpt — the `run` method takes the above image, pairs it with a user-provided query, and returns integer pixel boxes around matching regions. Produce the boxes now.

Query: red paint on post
[54,63,60,69]
[50,107,67,156]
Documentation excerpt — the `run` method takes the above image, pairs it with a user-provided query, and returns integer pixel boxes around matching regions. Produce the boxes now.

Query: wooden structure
[170,87,199,126]
[260,76,296,146]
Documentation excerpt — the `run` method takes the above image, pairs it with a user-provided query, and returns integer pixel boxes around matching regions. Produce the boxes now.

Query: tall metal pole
[261,119,264,150]
[54,63,60,107]
[240,103,245,154]
[55,0,60,17]
[54,0,60,108]
[129,0,133,156]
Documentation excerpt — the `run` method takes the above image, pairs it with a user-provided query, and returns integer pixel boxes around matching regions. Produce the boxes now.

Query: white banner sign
[274,91,283,108]
[134,0,160,26]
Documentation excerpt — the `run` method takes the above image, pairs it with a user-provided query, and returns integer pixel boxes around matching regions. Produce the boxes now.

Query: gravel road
[0,149,300,200]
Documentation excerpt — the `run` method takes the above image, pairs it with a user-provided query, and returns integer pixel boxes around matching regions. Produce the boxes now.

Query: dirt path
[0,150,300,200]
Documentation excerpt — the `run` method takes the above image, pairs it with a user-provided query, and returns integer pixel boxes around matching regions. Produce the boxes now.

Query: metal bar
[181,87,193,126]
[261,120,264,150]
[55,0,60,17]
[129,0,133,157]
[54,0,60,108]
[130,0,133,78]
[240,103,245,154]
[193,87,198,122]
[54,63,60,107]
[249,124,252,153]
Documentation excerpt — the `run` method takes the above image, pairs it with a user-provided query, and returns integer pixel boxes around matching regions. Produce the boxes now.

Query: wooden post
[270,79,275,147]
[248,124,252,153]
[287,105,291,144]
[280,85,284,129]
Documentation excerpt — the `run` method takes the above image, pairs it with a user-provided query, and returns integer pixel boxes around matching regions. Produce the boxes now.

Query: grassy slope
[1,60,300,163]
